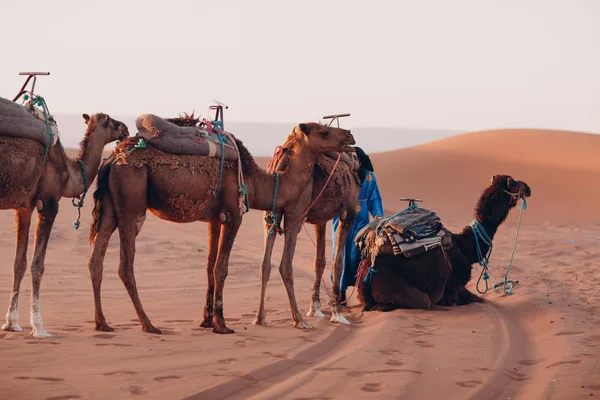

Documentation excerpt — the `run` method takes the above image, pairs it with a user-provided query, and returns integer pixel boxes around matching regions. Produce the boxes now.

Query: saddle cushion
[0,96,58,147]
[135,114,238,160]
[355,206,450,259]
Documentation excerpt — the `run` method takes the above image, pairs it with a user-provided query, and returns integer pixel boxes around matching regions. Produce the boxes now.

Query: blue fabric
[331,171,384,291]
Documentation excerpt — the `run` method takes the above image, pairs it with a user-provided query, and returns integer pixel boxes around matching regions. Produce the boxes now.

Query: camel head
[295,122,356,154]
[490,174,532,207]
[82,113,129,144]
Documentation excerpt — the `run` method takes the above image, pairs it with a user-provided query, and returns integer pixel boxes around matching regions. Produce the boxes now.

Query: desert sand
[1,128,599,399]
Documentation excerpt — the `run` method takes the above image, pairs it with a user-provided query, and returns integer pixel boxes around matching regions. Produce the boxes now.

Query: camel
[356,175,531,311]
[87,118,355,334]
[0,113,129,337]
[253,152,361,328]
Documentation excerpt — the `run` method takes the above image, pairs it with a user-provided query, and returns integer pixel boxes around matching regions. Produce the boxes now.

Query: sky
[1,0,599,138]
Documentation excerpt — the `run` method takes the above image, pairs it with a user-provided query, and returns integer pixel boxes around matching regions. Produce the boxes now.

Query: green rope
[71,159,88,230]
[202,133,226,219]
[25,95,54,162]
[470,220,493,294]
[111,138,147,166]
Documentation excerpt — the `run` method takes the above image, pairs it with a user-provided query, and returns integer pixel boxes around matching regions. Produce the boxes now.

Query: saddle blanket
[0,96,58,147]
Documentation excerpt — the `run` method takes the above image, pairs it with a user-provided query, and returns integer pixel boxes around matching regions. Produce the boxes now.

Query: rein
[71,159,88,230]
[267,151,343,238]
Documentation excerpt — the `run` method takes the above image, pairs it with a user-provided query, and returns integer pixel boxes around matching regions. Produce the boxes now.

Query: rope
[270,152,344,237]
[267,173,281,238]
[202,133,226,219]
[71,159,88,230]
[22,95,55,162]
[493,198,527,295]
[111,138,147,166]
[219,130,249,216]
[470,220,493,294]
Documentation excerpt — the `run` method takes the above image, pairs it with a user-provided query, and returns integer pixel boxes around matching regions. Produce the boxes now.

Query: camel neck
[62,131,105,198]
[248,143,317,212]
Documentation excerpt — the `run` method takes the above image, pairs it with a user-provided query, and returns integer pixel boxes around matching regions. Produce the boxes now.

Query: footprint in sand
[126,385,148,396]
[455,380,482,388]
[46,396,82,400]
[14,376,64,382]
[378,349,400,356]
[104,371,138,376]
[92,333,117,340]
[154,375,181,382]
[164,319,193,324]
[385,360,405,366]
[546,360,581,369]
[556,331,584,336]
[414,340,434,348]
[95,343,132,347]
[519,358,545,366]
[361,383,382,393]
[26,341,61,345]
[503,369,530,381]
[217,358,237,365]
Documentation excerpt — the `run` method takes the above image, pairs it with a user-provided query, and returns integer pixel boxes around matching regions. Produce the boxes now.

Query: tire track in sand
[469,303,566,400]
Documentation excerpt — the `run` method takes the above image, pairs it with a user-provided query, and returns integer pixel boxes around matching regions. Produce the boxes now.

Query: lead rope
[493,198,527,295]
[71,159,88,230]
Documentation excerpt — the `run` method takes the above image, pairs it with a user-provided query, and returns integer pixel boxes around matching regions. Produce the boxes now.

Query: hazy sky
[1,0,599,133]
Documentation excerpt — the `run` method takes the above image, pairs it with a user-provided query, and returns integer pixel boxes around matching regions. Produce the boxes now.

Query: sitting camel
[356,175,531,311]
[87,118,355,334]
[0,113,129,337]
[253,152,361,328]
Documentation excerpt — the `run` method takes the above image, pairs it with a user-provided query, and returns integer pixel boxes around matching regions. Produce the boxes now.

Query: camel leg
[330,217,351,325]
[211,215,242,334]
[307,223,326,319]
[279,216,312,329]
[372,275,432,311]
[88,197,117,332]
[2,208,33,333]
[457,287,484,305]
[253,213,279,326]
[200,218,220,328]
[28,199,59,337]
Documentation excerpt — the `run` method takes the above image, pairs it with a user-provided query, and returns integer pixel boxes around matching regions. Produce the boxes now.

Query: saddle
[355,205,452,259]
[0,96,58,147]
[135,114,239,160]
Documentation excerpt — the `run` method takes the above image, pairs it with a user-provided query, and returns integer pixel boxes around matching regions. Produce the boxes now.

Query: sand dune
[1,129,599,399]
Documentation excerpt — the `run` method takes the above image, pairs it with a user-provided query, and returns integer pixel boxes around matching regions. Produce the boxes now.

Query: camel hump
[135,114,238,161]
[0,96,58,147]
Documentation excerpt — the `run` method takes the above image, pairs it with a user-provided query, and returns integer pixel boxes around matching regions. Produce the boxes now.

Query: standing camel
[253,153,361,328]
[356,175,531,311]
[87,120,355,334]
[0,113,129,337]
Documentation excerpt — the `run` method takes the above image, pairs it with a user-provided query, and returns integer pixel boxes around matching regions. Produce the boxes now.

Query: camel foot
[30,312,51,337]
[293,319,312,329]
[142,325,162,334]
[213,325,235,334]
[3,311,23,332]
[200,318,215,328]
[1,322,23,332]
[95,322,115,332]
[330,313,350,325]
[30,328,52,338]
[252,311,268,326]
[306,301,325,318]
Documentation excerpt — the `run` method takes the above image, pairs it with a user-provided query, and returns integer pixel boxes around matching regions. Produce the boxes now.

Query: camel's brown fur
[0,113,128,337]
[253,147,362,327]
[87,118,355,334]
[357,175,532,311]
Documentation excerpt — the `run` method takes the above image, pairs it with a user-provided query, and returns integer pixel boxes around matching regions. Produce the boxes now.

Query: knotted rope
[494,197,527,295]
[470,220,493,294]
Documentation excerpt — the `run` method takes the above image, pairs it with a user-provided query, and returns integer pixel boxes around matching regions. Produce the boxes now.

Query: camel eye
[320,131,329,138]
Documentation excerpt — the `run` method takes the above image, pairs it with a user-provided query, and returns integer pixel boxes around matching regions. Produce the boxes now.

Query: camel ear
[82,113,90,124]
[298,123,309,135]
[506,177,513,187]
[102,114,110,127]
[490,174,497,183]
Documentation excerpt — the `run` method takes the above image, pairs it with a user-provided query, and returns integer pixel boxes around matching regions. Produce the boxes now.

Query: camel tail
[89,155,114,245]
